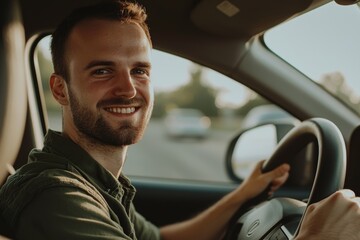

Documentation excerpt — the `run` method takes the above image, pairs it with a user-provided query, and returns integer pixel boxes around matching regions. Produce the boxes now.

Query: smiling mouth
[104,107,136,114]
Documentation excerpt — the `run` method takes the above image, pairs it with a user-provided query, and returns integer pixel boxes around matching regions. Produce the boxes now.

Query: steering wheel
[225,118,346,240]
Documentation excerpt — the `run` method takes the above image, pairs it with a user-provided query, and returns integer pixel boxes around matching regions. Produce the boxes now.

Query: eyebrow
[84,60,115,70]
[84,60,152,70]
[134,61,152,69]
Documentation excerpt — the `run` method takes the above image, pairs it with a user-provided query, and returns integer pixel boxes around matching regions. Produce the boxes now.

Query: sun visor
[190,0,313,38]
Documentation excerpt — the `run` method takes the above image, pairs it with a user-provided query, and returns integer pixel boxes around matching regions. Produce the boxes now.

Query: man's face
[63,19,153,146]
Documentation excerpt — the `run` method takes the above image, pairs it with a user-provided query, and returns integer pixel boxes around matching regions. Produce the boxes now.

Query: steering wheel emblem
[247,219,260,236]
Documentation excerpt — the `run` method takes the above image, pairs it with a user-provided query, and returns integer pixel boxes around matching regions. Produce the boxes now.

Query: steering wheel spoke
[234,198,305,240]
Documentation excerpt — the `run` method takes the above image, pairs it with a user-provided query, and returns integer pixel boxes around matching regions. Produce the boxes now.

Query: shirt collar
[38,129,135,194]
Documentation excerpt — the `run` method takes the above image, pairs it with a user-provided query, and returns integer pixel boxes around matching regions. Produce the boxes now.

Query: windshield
[264,2,360,115]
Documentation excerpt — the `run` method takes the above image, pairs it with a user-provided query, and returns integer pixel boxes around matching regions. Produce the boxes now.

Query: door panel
[131,178,310,227]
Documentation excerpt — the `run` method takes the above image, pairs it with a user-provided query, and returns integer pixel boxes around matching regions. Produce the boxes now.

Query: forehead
[66,18,151,57]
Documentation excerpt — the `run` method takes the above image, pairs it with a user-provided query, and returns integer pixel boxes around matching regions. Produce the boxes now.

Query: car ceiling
[19,0,333,41]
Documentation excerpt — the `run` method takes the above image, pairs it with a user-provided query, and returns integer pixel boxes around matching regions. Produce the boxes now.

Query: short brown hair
[50,0,151,82]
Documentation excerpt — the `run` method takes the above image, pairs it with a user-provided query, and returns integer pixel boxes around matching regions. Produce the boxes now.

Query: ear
[50,74,69,106]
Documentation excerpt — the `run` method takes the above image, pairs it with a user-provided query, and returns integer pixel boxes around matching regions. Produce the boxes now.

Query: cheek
[68,65,101,101]
[69,84,98,109]
[82,89,105,109]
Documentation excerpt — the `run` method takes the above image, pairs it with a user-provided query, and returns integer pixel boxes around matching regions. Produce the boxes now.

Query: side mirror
[225,121,316,184]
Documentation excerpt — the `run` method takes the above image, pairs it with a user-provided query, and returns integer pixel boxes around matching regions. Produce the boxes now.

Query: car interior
[2,0,360,239]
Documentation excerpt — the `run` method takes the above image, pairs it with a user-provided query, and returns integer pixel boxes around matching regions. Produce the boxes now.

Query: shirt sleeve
[15,186,134,240]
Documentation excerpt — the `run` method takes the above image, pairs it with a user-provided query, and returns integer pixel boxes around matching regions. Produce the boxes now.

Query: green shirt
[0,130,161,240]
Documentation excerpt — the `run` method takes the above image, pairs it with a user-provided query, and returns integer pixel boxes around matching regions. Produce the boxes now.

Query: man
[0,1,360,239]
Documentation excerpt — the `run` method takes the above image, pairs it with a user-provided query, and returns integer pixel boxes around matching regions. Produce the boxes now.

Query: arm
[160,161,290,240]
[295,189,360,240]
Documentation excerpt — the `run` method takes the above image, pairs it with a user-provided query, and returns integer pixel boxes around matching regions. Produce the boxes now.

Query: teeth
[106,107,135,114]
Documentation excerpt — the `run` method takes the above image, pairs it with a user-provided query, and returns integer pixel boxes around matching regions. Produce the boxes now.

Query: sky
[39,2,360,108]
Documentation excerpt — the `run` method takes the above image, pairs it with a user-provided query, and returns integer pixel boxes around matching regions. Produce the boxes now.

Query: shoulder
[0,164,106,232]
[15,186,124,240]
[1,163,95,201]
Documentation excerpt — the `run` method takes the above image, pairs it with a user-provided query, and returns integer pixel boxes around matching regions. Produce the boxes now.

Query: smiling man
[1,1,360,240]
[51,16,154,177]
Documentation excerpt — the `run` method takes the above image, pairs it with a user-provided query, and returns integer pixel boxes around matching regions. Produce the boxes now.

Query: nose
[112,72,136,98]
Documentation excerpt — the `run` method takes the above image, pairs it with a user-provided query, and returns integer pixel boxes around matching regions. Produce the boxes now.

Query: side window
[264,2,360,116]
[35,35,295,183]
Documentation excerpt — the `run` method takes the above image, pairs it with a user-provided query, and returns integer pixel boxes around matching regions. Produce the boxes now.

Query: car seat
[0,0,27,238]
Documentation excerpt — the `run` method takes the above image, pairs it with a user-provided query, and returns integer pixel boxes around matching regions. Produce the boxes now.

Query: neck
[63,130,128,178]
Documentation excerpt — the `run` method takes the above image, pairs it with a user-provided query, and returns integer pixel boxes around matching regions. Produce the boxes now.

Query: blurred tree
[320,72,360,115]
[169,65,218,117]
[152,65,219,118]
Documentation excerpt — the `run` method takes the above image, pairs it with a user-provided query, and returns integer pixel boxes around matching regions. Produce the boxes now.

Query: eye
[92,68,112,76]
[131,68,149,77]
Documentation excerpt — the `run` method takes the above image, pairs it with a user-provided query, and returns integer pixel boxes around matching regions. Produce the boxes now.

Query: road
[124,120,232,183]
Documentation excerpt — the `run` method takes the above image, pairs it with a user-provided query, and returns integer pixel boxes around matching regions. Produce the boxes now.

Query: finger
[263,163,290,182]
[338,189,356,198]
[249,160,266,177]
[255,160,266,172]
[269,176,288,193]
[318,189,357,207]
[351,197,360,208]
[271,172,289,189]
